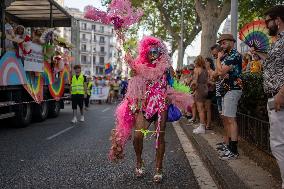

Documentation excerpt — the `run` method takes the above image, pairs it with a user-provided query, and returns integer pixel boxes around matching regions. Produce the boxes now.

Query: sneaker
[217,146,230,156]
[216,142,225,147]
[193,124,205,134]
[71,117,77,123]
[80,116,85,122]
[219,150,239,160]
[216,144,228,151]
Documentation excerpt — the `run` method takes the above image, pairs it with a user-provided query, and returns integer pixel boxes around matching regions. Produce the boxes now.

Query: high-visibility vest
[71,74,85,95]
[87,82,93,95]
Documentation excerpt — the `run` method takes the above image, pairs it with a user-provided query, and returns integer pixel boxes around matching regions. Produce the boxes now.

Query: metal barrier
[212,104,272,155]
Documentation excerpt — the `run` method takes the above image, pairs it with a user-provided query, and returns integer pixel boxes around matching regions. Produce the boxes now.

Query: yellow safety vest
[71,74,85,95]
[87,82,93,95]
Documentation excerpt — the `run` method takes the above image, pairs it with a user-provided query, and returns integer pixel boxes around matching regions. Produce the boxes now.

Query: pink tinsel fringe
[167,87,194,113]
[109,99,135,161]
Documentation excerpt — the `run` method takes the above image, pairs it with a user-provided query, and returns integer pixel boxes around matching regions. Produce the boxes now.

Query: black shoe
[219,150,239,160]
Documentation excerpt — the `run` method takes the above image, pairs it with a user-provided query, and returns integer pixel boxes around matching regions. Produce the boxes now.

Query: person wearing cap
[85,76,93,110]
[70,65,87,123]
[216,33,243,160]
[251,5,284,188]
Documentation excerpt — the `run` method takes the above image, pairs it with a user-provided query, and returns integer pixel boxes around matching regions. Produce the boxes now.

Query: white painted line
[46,126,75,140]
[102,108,110,112]
[172,121,217,189]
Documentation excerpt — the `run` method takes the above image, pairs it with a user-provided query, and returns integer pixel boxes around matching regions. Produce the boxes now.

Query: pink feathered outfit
[109,36,193,161]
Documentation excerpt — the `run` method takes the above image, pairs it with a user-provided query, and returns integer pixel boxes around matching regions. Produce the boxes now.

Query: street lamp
[91,30,94,76]
[231,0,238,48]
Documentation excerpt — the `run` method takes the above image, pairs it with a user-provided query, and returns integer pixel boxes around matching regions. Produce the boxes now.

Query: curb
[180,120,249,189]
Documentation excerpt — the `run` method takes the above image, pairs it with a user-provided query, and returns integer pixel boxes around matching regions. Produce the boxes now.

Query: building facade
[64,8,116,76]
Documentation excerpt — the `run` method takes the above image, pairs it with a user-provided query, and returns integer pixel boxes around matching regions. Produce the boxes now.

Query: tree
[195,0,231,58]
[239,0,284,29]
[102,0,202,69]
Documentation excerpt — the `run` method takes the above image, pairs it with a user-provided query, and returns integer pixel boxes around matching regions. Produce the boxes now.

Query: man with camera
[251,5,284,188]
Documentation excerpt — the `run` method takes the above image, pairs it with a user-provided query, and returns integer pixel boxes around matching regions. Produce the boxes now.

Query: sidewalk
[179,118,282,189]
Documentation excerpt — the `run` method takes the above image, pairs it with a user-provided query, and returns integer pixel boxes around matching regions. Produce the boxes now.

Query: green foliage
[238,72,268,121]
[239,0,283,29]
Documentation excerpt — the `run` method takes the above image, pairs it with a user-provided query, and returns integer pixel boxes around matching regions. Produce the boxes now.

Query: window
[100,46,105,52]
[81,55,87,63]
[93,34,96,41]
[82,34,86,41]
[99,57,104,64]
[93,47,96,52]
[93,56,96,64]
[81,44,87,51]
[99,36,105,43]
[92,25,96,31]
[82,23,87,30]
[100,26,104,33]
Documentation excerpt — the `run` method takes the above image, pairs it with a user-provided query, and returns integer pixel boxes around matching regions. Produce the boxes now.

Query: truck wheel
[48,101,60,118]
[34,101,49,121]
[13,103,32,127]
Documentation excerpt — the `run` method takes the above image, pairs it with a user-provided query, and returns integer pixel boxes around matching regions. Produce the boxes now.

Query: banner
[90,86,110,100]
[24,43,44,72]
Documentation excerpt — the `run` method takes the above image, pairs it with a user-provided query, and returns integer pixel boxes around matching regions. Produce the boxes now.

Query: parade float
[0,0,73,127]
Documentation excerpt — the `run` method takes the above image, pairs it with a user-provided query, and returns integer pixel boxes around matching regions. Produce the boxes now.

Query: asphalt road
[0,103,200,189]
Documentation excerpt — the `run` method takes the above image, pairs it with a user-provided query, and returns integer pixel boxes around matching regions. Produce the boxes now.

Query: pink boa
[109,99,135,161]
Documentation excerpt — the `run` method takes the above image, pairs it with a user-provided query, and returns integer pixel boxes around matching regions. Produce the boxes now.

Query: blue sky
[64,0,106,11]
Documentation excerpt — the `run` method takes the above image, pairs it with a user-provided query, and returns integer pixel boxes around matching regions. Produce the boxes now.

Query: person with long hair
[205,57,215,130]
[191,55,208,134]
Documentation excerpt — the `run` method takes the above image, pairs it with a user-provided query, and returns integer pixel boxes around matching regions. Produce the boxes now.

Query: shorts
[221,90,242,118]
[72,94,84,110]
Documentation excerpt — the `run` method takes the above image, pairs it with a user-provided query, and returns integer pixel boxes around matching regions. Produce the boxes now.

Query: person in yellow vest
[70,65,87,123]
[85,76,93,110]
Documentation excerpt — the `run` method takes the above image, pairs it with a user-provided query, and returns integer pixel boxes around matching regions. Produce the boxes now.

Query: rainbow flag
[105,63,113,74]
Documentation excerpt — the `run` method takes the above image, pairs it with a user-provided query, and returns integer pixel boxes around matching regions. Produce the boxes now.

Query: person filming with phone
[251,5,284,188]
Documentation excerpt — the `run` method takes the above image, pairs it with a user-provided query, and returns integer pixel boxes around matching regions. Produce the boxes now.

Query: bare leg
[133,112,146,169]
[155,111,167,173]
[191,103,197,120]
[196,101,206,124]
[205,100,212,128]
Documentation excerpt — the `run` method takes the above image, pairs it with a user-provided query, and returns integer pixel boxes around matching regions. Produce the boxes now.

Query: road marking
[102,108,110,112]
[173,121,217,189]
[46,126,75,140]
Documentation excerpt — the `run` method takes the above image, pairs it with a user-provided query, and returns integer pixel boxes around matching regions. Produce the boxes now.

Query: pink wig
[134,36,172,80]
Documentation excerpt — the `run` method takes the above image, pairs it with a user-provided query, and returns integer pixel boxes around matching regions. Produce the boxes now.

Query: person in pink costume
[109,36,193,182]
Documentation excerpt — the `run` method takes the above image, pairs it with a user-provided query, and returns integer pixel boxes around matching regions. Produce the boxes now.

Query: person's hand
[274,91,284,112]
[249,47,256,54]
[217,51,224,60]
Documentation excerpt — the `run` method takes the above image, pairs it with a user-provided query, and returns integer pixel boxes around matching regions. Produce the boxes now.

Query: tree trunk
[195,0,231,58]
[200,18,220,57]
[177,43,186,70]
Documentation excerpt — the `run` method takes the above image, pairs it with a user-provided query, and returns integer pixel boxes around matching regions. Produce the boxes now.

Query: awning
[4,0,72,27]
